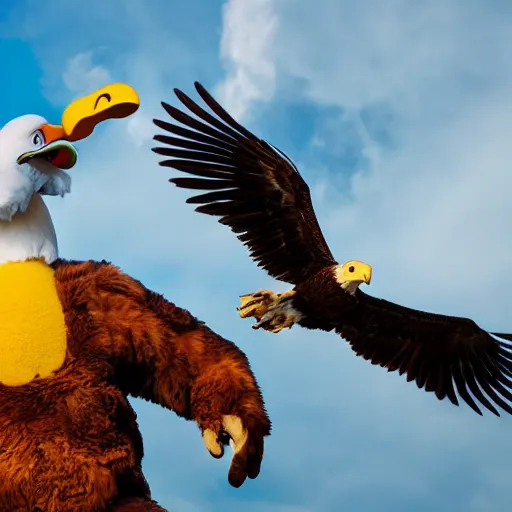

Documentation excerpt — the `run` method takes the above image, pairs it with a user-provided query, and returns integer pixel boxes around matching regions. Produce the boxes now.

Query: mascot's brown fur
[0,259,271,512]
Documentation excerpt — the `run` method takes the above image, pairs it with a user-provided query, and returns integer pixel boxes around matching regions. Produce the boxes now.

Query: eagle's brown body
[0,259,270,512]
[291,267,351,331]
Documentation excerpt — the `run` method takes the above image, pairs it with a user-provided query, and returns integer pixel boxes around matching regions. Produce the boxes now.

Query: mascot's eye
[349,266,355,273]
[32,131,44,147]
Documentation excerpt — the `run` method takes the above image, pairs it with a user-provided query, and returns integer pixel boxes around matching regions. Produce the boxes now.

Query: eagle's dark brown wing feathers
[174,85,260,144]
[153,119,238,153]
[152,82,336,284]
[161,100,241,148]
[153,82,512,417]
[336,290,512,415]
[156,148,239,167]
[153,133,233,155]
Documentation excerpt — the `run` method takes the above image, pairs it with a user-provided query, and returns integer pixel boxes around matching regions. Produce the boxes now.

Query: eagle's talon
[237,290,279,321]
[239,290,300,334]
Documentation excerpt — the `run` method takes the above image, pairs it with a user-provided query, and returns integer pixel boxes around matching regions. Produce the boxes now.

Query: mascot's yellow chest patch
[0,260,67,386]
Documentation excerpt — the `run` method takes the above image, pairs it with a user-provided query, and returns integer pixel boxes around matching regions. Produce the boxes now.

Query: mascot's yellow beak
[17,124,76,169]
[17,84,139,170]
[61,83,140,142]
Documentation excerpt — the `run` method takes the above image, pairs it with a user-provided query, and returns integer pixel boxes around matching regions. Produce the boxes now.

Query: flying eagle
[151,82,512,418]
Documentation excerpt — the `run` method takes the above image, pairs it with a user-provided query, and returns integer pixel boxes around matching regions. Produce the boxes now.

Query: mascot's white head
[0,115,74,221]
[0,84,139,264]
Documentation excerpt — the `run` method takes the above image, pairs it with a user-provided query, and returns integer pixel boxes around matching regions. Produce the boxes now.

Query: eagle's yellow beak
[61,83,140,142]
[361,264,372,285]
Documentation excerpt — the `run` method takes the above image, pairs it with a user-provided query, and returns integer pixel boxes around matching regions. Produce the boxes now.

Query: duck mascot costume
[0,84,271,512]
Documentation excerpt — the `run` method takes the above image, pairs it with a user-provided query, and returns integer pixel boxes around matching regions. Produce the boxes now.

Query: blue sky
[2,0,512,510]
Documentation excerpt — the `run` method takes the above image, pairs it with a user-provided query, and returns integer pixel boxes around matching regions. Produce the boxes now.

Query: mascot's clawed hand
[202,415,264,486]
[0,85,270,512]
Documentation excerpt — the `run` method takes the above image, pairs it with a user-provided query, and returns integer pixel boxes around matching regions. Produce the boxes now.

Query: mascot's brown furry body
[0,85,270,512]
[1,260,269,511]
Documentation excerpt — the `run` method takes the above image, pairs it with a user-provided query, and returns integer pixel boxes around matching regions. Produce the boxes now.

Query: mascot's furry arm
[53,259,271,488]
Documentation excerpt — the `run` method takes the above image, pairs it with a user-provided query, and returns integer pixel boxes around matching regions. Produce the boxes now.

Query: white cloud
[126,112,155,146]
[216,0,278,121]
[62,52,112,96]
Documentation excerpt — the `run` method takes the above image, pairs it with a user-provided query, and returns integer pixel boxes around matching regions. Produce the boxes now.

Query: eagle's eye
[349,266,355,273]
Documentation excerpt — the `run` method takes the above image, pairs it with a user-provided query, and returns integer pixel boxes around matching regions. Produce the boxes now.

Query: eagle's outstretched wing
[327,288,512,416]
[152,82,336,285]
[152,82,512,417]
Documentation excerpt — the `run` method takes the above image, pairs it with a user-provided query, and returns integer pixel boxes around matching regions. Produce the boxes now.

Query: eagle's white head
[0,83,140,265]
